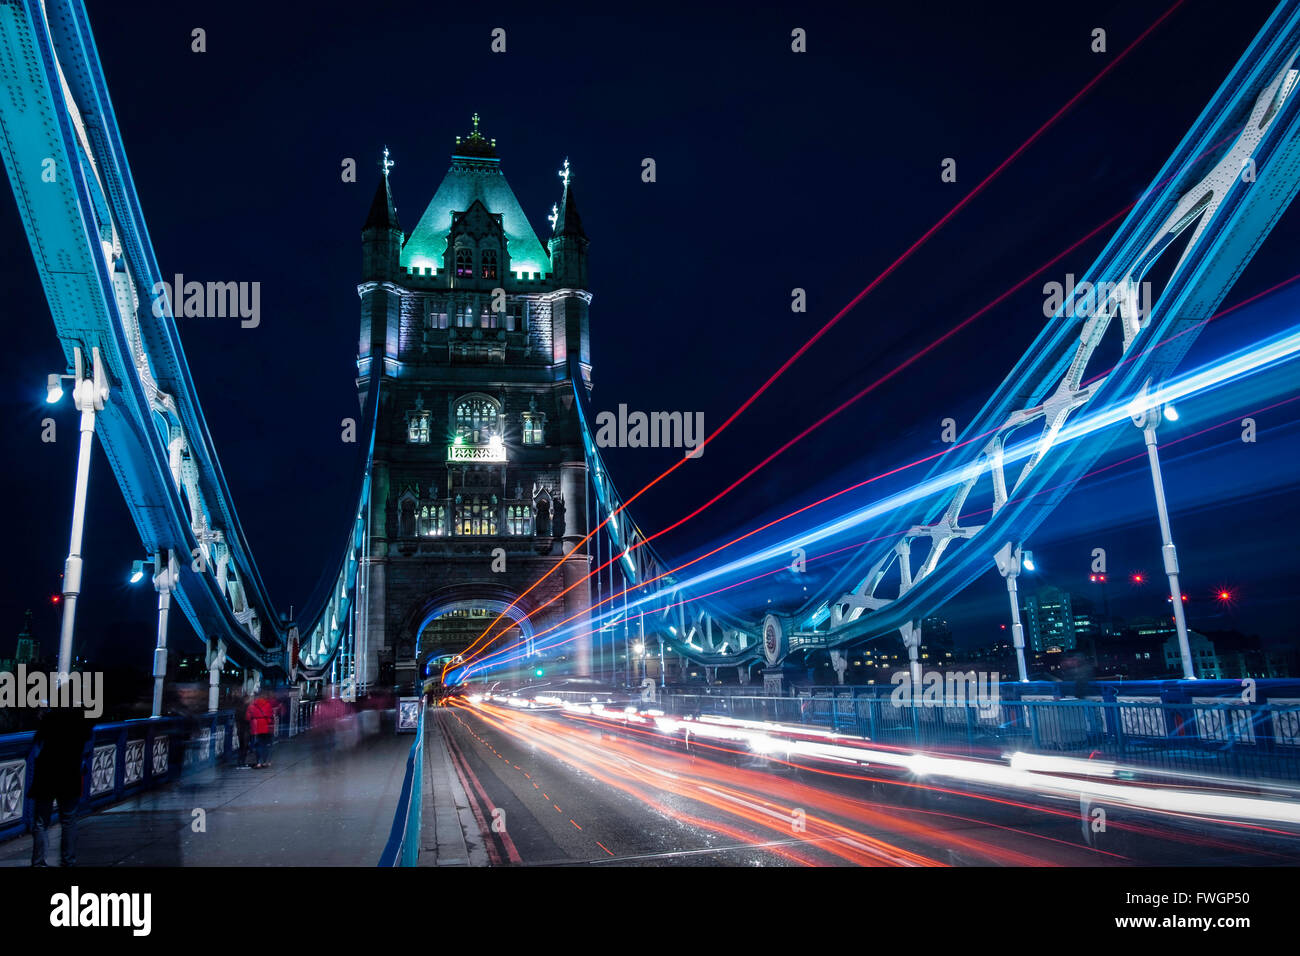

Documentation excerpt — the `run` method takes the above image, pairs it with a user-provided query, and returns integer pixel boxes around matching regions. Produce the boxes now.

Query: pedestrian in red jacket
[246,694,275,768]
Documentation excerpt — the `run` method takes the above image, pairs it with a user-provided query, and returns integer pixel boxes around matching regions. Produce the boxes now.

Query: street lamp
[632,641,646,682]
[48,346,110,682]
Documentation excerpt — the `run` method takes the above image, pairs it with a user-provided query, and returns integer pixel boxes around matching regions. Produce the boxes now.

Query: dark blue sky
[2,0,1297,665]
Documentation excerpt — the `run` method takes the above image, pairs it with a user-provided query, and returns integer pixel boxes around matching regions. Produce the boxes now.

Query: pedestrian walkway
[418,710,488,867]
[0,727,413,866]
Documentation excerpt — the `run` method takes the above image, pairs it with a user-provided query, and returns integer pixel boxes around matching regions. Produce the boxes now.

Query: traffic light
[534,667,544,677]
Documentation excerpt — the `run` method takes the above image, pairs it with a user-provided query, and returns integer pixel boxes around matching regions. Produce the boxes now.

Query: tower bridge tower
[358,121,593,691]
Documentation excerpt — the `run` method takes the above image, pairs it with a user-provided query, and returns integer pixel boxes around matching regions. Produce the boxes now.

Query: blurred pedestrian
[30,704,94,867]
[231,687,252,769]
[247,692,275,768]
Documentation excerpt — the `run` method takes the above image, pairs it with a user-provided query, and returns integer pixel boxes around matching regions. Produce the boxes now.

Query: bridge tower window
[455,247,473,278]
[506,504,531,535]
[522,413,544,445]
[419,504,446,536]
[481,249,498,280]
[406,406,431,444]
[456,495,497,535]
[453,396,499,445]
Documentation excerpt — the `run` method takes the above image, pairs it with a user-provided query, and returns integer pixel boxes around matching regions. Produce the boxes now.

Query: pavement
[0,723,412,867]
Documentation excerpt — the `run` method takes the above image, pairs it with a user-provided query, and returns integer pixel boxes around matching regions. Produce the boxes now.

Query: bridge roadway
[429,700,1300,866]
[0,726,412,867]
[3,704,1297,866]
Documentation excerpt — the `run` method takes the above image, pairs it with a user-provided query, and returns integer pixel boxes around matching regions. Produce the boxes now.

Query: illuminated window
[453,397,499,444]
[426,298,448,330]
[506,504,531,535]
[455,248,473,278]
[406,410,431,444]
[456,495,497,535]
[481,249,498,280]
[522,413,544,445]
[419,505,446,537]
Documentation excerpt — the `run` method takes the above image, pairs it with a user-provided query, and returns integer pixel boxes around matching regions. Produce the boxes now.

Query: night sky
[2,0,1297,670]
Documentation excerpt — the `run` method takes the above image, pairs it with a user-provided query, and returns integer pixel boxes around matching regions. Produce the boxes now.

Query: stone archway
[409,593,537,684]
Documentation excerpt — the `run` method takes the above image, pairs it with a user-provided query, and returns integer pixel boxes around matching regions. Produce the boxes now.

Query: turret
[361,148,402,280]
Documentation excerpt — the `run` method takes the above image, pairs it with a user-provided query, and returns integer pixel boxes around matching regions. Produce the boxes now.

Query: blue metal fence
[0,710,239,842]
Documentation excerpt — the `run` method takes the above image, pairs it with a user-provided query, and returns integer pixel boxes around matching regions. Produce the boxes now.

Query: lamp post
[1131,395,1195,680]
[632,641,646,682]
[131,550,178,717]
[994,542,1033,682]
[49,347,110,683]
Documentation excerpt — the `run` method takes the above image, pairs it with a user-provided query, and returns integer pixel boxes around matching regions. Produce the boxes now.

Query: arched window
[419,504,446,537]
[453,396,499,445]
[522,414,544,445]
[456,495,497,535]
[406,410,431,444]
[481,249,498,280]
[506,504,531,535]
[455,247,473,278]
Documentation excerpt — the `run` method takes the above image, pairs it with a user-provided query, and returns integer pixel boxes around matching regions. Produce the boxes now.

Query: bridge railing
[0,711,239,843]
[654,693,1300,783]
[378,701,426,867]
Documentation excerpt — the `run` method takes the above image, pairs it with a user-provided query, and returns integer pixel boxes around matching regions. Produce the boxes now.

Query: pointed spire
[453,113,498,160]
[363,149,400,232]
[553,158,586,239]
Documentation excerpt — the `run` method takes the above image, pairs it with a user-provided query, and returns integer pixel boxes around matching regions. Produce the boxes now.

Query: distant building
[1132,615,1178,641]
[1021,586,1078,653]
[14,609,38,664]
[1071,596,1104,647]
[1163,630,1222,679]
[1200,630,1293,679]
[918,615,955,667]
[0,609,39,674]
[1092,631,1169,680]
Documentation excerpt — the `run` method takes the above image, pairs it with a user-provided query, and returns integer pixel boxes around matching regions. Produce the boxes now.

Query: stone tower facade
[357,123,593,690]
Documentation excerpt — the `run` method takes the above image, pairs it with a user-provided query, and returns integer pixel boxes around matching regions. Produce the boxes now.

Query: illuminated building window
[506,504,531,535]
[406,409,431,444]
[456,495,497,535]
[455,247,473,278]
[426,298,448,330]
[453,396,499,445]
[522,413,544,445]
[481,249,498,280]
[456,248,474,278]
[419,505,446,537]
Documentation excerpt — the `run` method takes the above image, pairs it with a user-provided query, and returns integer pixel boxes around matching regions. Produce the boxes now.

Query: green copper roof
[401,154,551,278]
